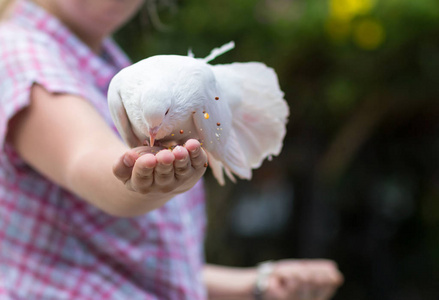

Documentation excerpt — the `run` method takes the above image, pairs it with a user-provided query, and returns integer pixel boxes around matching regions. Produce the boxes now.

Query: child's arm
[7,84,207,217]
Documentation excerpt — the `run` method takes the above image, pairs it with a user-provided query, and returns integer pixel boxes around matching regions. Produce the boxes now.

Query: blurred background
[115,0,439,299]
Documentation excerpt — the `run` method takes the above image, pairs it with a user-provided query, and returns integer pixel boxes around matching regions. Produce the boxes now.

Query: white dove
[108,42,289,185]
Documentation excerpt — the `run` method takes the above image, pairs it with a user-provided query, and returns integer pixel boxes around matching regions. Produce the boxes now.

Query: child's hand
[264,259,344,300]
[113,139,208,195]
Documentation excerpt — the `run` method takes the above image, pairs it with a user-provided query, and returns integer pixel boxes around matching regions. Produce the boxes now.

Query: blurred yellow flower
[330,0,375,21]
[353,18,385,50]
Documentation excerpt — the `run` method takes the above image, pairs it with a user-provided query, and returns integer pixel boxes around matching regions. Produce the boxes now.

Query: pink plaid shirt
[0,1,207,299]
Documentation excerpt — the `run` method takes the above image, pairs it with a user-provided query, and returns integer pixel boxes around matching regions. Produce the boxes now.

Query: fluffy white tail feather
[212,62,289,172]
[206,152,226,185]
[207,128,251,185]
[207,151,238,186]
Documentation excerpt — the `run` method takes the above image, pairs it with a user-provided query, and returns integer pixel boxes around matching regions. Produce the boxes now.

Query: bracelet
[253,260,275,300]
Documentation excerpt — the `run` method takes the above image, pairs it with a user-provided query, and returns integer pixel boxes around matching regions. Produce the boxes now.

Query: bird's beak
[149,126,160,147]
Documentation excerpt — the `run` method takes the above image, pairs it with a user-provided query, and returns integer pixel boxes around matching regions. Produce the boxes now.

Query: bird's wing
[108,76,142,148]
[211,62,289,169]
[191,76,251,185]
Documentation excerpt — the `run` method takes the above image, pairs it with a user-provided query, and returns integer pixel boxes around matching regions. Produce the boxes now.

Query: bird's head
[140,87,172,147]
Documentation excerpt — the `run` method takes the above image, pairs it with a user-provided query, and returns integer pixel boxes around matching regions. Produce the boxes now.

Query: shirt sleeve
[0,27,87,150]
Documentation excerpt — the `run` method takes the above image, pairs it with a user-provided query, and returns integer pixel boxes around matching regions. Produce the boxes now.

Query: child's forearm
[203,264,257,300]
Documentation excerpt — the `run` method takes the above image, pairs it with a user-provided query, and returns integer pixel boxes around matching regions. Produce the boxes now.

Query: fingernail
[174,145,183,153]
[190,146,200,154]
[123,155,134,167]
[174,146,186,161]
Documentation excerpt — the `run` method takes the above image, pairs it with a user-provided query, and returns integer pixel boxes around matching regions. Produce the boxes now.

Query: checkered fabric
[0,1,207,299]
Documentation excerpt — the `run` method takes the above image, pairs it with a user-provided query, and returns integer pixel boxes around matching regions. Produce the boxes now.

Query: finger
[267,275,294,300]
[314,265,344,300]
[130,153,156,193]
[280,266,315,300]
[295,274,313,300]
[113,149,139,183]
[309,273,329,300]
[154,149,176,187]
[185,139,207,169]
[272,270,301,300]
[316,285,337,300]
[330,267,344,287]
[113,144,165,183]
[172,146,192,179]
[315,261,344,287]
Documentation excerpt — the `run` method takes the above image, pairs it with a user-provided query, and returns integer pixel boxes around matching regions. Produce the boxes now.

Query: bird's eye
[165,108,170,115]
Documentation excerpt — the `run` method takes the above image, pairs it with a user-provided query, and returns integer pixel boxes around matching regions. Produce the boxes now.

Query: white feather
[202,41,235,63]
